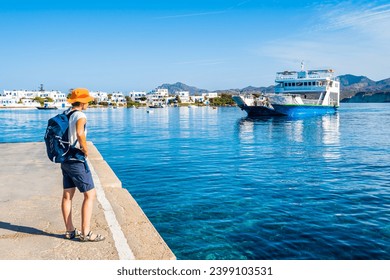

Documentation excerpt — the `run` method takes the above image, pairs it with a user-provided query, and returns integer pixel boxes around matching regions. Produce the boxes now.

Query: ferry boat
[233,63,340,117]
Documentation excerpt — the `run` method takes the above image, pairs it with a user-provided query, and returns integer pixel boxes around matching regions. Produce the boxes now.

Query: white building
[90,91,109,103]
[1,89,66,108]
[174,92,219,104]
[192,94,205,103]
[175,91,191,103]
[1,90,21,106]
[156,88,169,96]
[110,92,126,105]
[128,91,147,103]
[147,88,169,106]
[0,91,19,106]
[37,90,67,108]
[207,92,219,99]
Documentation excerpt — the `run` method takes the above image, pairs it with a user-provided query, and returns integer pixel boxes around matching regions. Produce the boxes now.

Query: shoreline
[0,104,235,110]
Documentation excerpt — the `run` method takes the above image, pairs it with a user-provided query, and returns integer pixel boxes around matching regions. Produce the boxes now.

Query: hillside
[156,82,208,95]
[338,75,390,102]
[342,91,390,103]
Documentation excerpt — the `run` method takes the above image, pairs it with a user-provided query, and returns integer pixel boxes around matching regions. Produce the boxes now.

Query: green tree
[209,93,235,106]
[33,97,54,106]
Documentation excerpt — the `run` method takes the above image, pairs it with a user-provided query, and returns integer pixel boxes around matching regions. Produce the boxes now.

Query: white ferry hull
[235,102,337,117]
[271,104,337,117]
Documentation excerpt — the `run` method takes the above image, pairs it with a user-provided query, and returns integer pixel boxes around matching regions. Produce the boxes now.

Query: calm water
[1,104,389,259]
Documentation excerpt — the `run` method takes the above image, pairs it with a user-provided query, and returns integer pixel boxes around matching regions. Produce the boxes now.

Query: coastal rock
[341,92,390,103]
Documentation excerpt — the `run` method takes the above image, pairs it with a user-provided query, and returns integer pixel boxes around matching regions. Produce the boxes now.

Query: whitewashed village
[0,84,224,109]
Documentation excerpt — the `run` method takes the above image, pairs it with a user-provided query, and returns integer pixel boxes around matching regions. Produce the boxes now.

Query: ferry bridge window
[304,82,307,86]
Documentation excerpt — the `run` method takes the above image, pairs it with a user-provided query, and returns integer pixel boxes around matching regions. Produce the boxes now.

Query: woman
[61,88,105,242]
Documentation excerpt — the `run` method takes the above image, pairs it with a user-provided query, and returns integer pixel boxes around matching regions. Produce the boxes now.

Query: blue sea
[1,104,389,259]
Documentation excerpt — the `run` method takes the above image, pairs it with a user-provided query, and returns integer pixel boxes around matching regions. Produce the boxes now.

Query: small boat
[148,104,165,108]
[36,106,58,110]
[36,102,58,110]
[233,63,340,117]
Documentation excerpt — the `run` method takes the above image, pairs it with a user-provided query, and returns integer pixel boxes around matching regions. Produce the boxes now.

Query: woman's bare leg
[81,188,96,235]
[62,188,76,231]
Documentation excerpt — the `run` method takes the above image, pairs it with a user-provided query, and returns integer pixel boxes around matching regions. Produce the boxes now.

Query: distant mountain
[338,75,376,87]
[338,74,390,92]
[338,74,390,102]
[376,78,390,90]
[156,82,208,95]
[235,85,275,94]
[156,82,274,95]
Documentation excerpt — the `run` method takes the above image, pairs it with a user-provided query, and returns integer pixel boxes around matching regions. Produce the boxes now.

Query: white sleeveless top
[67,109,87,149]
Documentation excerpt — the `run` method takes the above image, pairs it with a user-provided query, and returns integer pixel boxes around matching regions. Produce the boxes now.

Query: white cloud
[314,1,390,39]
[255,1,390,80]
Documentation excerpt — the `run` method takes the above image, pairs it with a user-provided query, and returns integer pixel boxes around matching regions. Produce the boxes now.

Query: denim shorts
[61,161,95,193]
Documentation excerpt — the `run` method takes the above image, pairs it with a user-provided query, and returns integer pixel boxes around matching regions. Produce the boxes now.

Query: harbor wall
[0,142,175,260]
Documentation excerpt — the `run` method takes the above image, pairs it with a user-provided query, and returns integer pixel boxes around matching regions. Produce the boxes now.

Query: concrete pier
[0,142,175,260]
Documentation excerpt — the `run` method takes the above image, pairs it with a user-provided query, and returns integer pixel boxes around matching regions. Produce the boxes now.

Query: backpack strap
[66,109,79,147]
[65,109,77,119]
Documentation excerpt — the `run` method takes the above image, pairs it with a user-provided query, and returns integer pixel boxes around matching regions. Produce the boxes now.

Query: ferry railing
[275,74,334,80]
[275,86,327,93]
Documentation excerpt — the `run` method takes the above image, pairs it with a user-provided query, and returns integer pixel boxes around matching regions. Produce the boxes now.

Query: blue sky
[0,0,389,92]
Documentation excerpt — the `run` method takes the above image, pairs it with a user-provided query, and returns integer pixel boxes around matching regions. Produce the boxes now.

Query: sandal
[65,228,80,240]
[80,231,105,242]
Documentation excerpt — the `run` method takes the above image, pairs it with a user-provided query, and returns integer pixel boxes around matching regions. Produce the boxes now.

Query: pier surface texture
[0,142,175,260]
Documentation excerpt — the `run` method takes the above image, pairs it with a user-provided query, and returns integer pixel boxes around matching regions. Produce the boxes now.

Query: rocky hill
[338,75,390,102]
[342,91,390,103]
[156,82,275,95]
[156,82,208,95]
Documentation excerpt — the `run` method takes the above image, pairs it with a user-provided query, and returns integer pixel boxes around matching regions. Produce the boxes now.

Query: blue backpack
[44,110,77,163]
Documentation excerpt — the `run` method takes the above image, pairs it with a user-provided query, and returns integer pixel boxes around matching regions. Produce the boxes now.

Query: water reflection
[321,113,341,160]
[0,109,55,142]
[236,113,341,161]
[237,117,255,144]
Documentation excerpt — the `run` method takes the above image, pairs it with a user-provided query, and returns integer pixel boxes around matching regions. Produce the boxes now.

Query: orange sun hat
[67,88,94,104]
